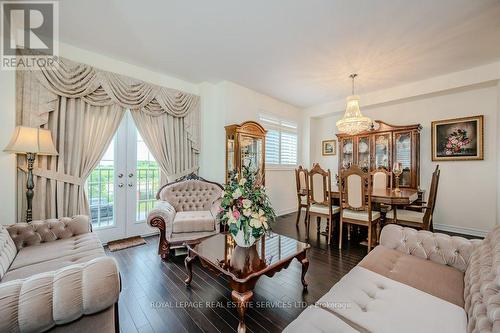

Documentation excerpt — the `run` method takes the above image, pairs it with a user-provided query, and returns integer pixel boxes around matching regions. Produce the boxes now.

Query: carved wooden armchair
[147,174,223,259]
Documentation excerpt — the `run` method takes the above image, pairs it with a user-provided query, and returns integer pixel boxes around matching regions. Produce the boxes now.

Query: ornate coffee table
[184,232,310,333]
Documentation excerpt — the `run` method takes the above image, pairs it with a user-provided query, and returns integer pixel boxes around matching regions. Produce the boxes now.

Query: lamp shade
[3,126,58,155]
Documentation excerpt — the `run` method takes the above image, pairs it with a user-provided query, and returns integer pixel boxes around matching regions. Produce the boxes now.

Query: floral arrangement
[445,128,470,155]
[217,165,276,246]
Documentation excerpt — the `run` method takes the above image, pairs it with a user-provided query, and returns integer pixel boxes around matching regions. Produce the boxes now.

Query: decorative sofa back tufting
[284,224,497,333]
[0,216,121,333]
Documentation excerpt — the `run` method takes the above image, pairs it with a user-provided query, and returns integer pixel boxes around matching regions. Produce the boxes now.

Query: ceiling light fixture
[336,74,371,135]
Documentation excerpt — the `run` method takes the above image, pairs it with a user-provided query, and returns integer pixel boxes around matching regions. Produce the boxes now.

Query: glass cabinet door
[357,136,371,172]
[394,132,412,187]
[374,133,391,170]
[240,135,262,174]
[341,138,354,169]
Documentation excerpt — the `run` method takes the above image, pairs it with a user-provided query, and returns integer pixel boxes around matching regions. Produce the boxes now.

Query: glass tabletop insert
[188,232,309,281]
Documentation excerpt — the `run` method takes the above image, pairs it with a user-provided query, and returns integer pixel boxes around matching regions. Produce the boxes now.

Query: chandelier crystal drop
[336,74,372,135]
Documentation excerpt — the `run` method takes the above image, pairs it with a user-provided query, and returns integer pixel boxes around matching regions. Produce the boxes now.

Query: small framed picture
[322,139,337,156]
[431,115,484,161]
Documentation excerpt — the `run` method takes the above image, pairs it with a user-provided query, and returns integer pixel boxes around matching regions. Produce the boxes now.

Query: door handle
[128,183,133,187]
[128,173,134,178]
[118,183,124,188]
[118,173,124,178]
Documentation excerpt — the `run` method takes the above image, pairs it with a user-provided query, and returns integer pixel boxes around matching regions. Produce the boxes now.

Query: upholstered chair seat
[386,209,423,223]
[342,209,381,222]
[309,204,340,215]
[147,174,223,259]
[172,211,216,233]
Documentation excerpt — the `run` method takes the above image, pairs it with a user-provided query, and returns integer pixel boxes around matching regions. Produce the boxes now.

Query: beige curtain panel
[16,57,201,221]
[131,111,199,183]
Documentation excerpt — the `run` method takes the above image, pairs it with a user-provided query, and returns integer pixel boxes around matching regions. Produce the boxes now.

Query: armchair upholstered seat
[147,174,223,259]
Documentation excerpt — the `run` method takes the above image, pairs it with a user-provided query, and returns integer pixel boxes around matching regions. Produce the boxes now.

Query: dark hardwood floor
[106,213,369,333]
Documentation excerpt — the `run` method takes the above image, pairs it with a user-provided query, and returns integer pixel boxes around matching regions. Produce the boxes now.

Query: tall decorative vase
[232,229,258,248]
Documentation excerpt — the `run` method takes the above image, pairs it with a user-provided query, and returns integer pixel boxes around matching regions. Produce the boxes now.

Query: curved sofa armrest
[7,215,91,251]
[379,224,481,272]
[147,201,176,238]
[0,256,120,333]
[148,201,176,259]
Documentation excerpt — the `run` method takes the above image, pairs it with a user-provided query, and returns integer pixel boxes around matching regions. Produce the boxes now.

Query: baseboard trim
[433,223,488,238]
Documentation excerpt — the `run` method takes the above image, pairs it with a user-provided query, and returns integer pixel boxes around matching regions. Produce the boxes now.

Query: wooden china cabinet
[337,120,422,189]
[225,121,267,185]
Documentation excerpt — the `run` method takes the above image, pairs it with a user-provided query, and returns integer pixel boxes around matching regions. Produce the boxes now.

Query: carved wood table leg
[300,257,309,289]
[184,253,197,285]
[231,290,253,333]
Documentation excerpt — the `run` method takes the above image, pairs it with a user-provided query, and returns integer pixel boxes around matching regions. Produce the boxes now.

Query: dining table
[329,187,420,206]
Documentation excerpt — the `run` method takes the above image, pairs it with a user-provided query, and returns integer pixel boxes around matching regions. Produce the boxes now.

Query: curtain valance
[33,58,199,116]
[24,57,200,152]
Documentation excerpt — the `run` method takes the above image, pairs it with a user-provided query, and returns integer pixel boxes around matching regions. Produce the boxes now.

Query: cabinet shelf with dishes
[337,120,422,190]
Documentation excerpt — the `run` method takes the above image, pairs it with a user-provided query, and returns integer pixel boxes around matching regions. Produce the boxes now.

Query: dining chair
[339,166,381,252]
[295,166,310,226]
[307,163,340,245]
[371,168,392,190]
[371,168,393,213]
[386,165,440,231]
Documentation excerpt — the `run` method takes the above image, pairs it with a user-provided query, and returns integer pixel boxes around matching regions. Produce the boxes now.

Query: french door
[86,111,161,243]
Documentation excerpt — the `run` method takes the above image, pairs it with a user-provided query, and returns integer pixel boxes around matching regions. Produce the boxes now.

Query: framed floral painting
[322,139,336,156]
[431,115,484,161]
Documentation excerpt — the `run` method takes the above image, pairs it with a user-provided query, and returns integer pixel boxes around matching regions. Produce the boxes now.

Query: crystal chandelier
[336,74,372,135]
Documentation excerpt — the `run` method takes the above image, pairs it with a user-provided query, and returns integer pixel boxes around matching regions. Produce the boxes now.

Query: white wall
[306,67,500,236]
[199,81,303,216]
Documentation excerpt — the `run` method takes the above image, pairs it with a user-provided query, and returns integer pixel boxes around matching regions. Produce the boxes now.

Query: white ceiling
[58,0,500,107]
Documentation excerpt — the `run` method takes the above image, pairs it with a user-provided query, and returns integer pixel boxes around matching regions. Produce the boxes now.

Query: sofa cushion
[359,245,465,307]
[3,233,105,282]
[172,211,215,234]
[464,224,500,333]
[285,266,467,333]
[283,305,360,333]
[0,226,17,280]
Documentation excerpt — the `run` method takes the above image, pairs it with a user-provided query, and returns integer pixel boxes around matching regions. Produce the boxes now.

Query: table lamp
[3,126,58,222]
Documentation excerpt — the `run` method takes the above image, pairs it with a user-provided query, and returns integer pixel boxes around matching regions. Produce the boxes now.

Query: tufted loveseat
[0,215,120,333]
[285,224,498,333]
[147,174,223,259]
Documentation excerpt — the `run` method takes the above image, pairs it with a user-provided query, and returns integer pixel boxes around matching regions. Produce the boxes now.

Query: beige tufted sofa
[285,224,498,333]
[147,174,223,259]
[0,216,121,333]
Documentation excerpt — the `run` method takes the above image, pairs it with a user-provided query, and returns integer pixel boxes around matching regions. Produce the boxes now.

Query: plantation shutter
[259,115,298,166]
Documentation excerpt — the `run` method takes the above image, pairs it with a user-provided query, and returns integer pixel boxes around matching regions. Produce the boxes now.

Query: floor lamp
[3,126,58,222]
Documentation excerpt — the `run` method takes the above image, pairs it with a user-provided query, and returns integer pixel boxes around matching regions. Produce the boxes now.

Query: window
[259,115,298,166]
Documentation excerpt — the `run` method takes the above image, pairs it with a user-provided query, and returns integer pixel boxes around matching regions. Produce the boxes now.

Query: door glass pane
[395,132,411,186]
[374,134,390,169]
[86,138,115,229]
[136,131,160,222]
[357,136,370,172]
